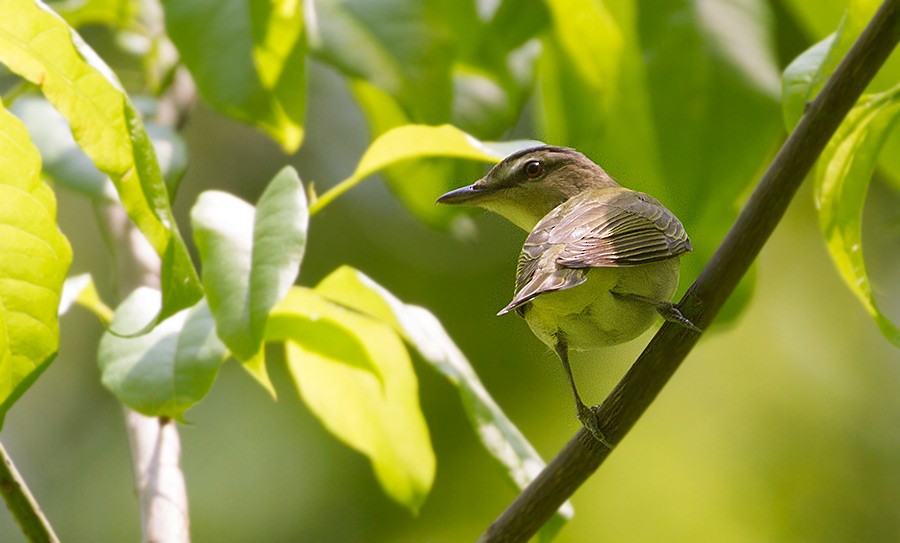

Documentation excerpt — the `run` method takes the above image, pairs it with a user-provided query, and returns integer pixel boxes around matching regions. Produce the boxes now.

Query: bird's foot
[656,302,703,333]
[611,290,703,333]
[576,402,613,450]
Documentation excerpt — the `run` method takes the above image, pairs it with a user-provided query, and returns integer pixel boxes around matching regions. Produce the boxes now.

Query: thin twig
[0,442,59,543]
[480,1,900,541]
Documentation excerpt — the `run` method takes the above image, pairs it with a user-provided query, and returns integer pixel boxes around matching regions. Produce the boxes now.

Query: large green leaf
[11,96,188,200]
[539,0,783,321]
[311,0,544,226]
[161,0,306,152]
[0,0,202,324]
[98,288,228,419]
[310,123,540,217]
[815,87,900,346]
[315,265,572,541]
[192,166,308,393]
[0,100,72,424]
[268,287,432,512]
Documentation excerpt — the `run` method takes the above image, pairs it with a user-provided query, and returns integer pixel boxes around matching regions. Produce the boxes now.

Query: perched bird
[438,146,700,446]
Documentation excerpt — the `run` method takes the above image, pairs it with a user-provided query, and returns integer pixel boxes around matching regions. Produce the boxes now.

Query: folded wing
[499,187,690,315]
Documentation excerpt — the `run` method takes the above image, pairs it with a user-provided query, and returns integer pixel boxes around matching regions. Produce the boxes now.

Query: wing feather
[501,187,690,314]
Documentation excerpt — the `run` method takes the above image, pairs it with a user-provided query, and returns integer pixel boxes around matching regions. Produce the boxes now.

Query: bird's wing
[499,188,690,315]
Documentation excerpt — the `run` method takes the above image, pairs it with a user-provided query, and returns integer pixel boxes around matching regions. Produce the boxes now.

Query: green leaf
[0,0,202,324]
[815,87,900,346]
[98,288,228,419]
[315,266,573,538]
[781,35,835,131]
[540,0,782,321]
[778,0,900,188]
[313,0,544,227]
[161,0,307,152]
[11,96,188,200]
[191,166,308,394]
[0,100,73,424]
[268,287,433,512]
[308,0,453,123]
[310,123,540,216]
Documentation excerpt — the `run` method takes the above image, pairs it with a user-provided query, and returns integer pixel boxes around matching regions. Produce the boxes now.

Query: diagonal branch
[479,1,900,541]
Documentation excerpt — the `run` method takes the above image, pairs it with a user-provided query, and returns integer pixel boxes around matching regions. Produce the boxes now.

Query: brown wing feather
[500,187,690,315]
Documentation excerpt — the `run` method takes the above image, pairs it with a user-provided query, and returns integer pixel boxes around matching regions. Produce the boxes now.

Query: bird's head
[437,146,619,231]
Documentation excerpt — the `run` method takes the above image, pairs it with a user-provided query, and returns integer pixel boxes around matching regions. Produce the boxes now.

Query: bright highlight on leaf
[98,288,228,420]
[310,124,540,215]
[0,0,203,325]
[268,287,431,512]
[0,101,72,425]
[816,87,900,346]
[314,266,573,538]
[192,166,308,395]
[162,0,307,152]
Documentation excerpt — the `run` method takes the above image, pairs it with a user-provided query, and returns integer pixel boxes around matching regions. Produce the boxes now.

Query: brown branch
[479,1,900,541]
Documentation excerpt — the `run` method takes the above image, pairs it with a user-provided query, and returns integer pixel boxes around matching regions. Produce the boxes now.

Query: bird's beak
[436,180,488,205]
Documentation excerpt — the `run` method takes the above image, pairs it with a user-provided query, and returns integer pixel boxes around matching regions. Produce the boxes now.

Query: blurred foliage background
[2,0,900,541]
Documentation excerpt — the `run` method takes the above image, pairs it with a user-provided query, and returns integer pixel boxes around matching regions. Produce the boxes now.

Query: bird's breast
[522,259,681,351]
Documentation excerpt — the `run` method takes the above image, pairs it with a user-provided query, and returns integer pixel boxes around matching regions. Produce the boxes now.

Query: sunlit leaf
[310,123,541,217]
[98,289,228,419]
[816,87,900,346]
[162,0,306,152]
[11,96,188,200]
[269,287,432,512]
[0,100,72,424]
[192,166,308,394]
[315,265,573,538]
[0,0,202,324]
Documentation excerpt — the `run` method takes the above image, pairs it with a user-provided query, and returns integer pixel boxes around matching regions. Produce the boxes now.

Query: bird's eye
[524,160,544,178]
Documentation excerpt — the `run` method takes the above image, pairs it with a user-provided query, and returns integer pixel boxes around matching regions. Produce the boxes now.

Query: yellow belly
[522,258,680,350]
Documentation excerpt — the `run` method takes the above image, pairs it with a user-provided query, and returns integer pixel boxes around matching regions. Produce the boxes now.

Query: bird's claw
[657,303,703,333]
[576,403,613,450]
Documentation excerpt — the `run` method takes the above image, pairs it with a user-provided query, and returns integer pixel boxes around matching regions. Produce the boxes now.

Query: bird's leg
[553,336,613,449]
[610,290,703,333]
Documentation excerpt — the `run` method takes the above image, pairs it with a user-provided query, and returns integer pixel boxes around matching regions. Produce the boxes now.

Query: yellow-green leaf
[309,123,540,215]
[816,87,900,346]
[268,287,433,512]
[314,266,573,539]
[162,0,306,152]
[0,100,72,424]
[0,0,202,324]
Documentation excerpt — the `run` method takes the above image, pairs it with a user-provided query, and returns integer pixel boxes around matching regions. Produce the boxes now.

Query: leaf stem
[308,173,361,216]
[0,441,59,543]
[479,0,900,540]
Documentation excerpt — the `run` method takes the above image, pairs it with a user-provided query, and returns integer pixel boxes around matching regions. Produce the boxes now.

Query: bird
[437,145,700,446]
